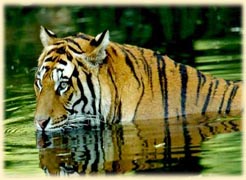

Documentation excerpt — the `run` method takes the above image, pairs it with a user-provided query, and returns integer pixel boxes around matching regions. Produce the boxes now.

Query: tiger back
[34,27,242,131]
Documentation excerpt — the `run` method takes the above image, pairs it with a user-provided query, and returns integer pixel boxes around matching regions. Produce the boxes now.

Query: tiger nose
[38,118,50,130]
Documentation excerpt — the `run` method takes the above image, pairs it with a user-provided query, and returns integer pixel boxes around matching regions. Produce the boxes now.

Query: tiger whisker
[69,114,104,120]
[65,114,105,128]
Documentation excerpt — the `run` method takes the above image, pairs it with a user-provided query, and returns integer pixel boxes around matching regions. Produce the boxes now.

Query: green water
[200,132,242,175]
[4,74,43,176]
[4,6,242,176]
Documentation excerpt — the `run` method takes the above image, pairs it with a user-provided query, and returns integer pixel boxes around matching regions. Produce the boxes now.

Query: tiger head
[34,27,110,131]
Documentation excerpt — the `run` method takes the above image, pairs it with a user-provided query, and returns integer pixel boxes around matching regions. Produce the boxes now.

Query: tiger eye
[60,82,68,89]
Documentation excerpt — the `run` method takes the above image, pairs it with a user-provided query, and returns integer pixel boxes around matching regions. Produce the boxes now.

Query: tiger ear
[90,30,109,47]
[40,26,57,47]
[86,30,110,64]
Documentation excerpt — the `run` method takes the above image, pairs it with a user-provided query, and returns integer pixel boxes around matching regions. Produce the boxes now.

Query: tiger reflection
[37,117,241,175]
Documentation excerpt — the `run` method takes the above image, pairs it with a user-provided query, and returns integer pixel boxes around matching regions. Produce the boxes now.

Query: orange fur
[34,27,242,131]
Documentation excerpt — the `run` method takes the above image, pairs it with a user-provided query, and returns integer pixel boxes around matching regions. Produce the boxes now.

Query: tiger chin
[34,26,242,131]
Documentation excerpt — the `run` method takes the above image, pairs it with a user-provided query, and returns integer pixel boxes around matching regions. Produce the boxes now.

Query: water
[36,119,241,175]
[4,72,242,176]
[4,74,42,176]
[4,7,242,176]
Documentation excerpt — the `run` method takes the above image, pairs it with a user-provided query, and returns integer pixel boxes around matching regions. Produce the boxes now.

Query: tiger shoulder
[34,27,242,131]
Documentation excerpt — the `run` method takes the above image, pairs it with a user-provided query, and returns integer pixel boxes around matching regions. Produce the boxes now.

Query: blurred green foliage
[5,6,241,80]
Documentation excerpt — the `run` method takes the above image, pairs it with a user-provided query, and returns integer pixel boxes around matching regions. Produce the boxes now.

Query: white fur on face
[36,59,75,94]
[52,61,75,94]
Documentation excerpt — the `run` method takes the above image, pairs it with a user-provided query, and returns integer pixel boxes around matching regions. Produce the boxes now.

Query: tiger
[34,26,242,131]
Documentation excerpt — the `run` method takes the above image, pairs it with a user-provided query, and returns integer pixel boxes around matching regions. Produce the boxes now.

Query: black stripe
[44,57,55,62]
[43,66,50,72]
[70,96,83,113]
[196,71,207,105]
[156,55,171,165]
[56,46,66,54]
[34,80,39,89]
[228,119,240,131]
[138,48,148,74]
[125,53,141,88]
[58,59,67,65]
[86,73,97,115]
[132,77,145,122]
[180,65,191,160]
[46,48,56,56]
[77,61,84,67]
[54,42,64,46]
[218,86,229,114]
[225,80,232,86]
[108,68,118,122]
[66,52,73,61]
[212,79,219,98]
[91,133,99,172]
[125,48,139,66]
[72,67,79,77]
[68,45,83,54]
[124,49,146,110]
[68,93,73,102]
[75,77,88,113]
[55,68,64,73]
[65,38,83,51]
[201,82,213,115]
[179,64,191,162]
[97,76,102,116]
[81,145,90,173]
[182,120,192,159]
[115,101,122,124]
[156,54,168,119]
[179,64,188,118]
[201,73,206,86]
[110,45,118,57]
[198,127,207,142]
[112,126,124,162]
[196,70,202,105]
[113,44,141,88]
[140,48,153,95]
[225,85,239,114]
[76,33,91,41]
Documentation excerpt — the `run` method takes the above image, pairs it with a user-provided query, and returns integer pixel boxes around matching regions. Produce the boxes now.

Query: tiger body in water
[34,27,242,131]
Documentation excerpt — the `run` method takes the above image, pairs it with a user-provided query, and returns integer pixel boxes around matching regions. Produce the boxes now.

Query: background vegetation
[5,6,242,80]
